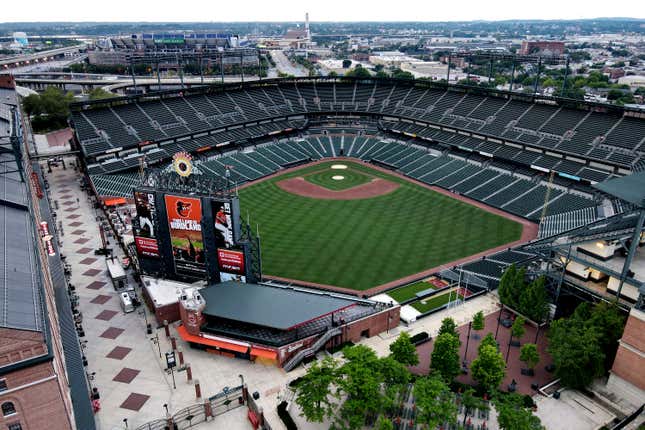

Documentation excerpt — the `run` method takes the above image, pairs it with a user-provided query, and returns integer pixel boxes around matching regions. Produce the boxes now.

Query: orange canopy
[176,325,249,354]
[250,347,277,360]
[104,197,127,206]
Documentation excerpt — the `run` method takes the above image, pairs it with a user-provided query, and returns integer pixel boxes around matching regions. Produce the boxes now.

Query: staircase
[283,327,342,372]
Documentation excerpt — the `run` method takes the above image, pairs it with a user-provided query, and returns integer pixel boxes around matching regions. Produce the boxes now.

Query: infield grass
[239,161,522,291]
[304,167,372,191]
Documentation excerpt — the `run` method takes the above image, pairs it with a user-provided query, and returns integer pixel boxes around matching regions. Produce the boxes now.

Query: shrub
[522,394,535,408]
[410,332,429,344]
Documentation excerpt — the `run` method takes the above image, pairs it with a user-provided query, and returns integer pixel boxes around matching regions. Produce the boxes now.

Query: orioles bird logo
[176,200,192,218]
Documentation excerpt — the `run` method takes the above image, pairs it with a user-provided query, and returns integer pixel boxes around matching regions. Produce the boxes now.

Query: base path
[276,177,399,200]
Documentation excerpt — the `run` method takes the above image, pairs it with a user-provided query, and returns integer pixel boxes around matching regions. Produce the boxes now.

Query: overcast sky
[3,0,645,22]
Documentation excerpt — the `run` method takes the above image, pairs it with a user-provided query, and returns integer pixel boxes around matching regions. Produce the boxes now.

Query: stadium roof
[0,97,44,333]
[594,171,645,209]
[199,281,359,330]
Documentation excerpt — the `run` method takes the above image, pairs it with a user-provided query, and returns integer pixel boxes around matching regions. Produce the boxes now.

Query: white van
[119,292,134,313]
[106,258,127,290]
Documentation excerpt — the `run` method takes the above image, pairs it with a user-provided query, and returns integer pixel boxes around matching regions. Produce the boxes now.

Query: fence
[135,385,246,430]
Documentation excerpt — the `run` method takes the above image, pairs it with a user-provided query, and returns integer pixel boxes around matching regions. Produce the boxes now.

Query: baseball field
[239,160,523,291]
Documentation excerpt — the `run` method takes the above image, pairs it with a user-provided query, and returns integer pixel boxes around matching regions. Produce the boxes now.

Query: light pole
[150,333,161,358]
[123,418,128,429]
[463,321,472,362]
[139,308,152,334]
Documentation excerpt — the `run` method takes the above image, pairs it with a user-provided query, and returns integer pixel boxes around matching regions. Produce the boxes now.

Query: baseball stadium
[67,76,645,370]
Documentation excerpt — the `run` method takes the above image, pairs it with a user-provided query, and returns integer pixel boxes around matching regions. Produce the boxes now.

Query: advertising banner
[165,195,205,276]
[217,248,246,283]
[133,191,160,258]
[212,199,235,249]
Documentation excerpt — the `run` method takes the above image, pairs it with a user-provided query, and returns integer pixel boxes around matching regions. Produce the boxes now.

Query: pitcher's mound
[332,175,345,180]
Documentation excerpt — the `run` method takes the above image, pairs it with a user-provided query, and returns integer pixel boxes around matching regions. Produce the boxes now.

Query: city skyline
[3,0,645,23]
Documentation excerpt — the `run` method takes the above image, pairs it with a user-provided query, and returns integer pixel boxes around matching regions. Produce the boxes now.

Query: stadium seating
[72,79,644,176]
[71,79,642,229]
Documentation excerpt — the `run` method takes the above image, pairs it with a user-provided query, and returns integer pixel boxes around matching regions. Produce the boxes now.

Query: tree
[471,344,506,392]
[479,333,498,353]
[430,332,461,382]
[375,416,394,430]
[328,71,338,78]
[295,356,339,422]
[438,317,460,340]
[414,375,458,429]
[336,345,383,429]
[547,317,604,389]
[342,59,352,68]
[22,94,43,118]
[391,69,415,80]
[88,88,117,100]
[519,277,549,323]
[495,393,545,430]
[519,344,540,374]
[547,301,625,389]
[21,86,75,132]
[498,265,519,308]
[345,66,371,79]
[389,332,419,366]
[588,302,626,369]
[460,388,487,426]
[511,316,526,345]
[375,70,389,79]
[472,311,485,332]
[378,356,410,413]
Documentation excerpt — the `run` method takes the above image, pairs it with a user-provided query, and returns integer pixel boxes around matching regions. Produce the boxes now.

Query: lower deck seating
[89,133,599,222]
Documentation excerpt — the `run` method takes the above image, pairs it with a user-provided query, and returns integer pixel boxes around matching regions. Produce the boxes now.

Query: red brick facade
[611,309,645,390]
[0,329,47,367]
[0,361,73,430]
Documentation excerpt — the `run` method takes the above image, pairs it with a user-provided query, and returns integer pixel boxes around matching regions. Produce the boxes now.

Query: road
[269,50,308,77]
[4,55,87,74]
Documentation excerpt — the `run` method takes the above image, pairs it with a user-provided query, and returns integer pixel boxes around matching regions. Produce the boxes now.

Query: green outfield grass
[411,290,465,313]
[304,167,372,191]
[239,161,522,291]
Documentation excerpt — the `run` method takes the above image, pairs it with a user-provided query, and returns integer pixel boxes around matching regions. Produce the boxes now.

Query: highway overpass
[14,75,261,93]
[0,45,86,69]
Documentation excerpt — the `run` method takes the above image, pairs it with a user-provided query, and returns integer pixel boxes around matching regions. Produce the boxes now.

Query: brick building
[0,74,94,430]
[608,308,645,405]
[176,281,400,370]
[519,41,565,56]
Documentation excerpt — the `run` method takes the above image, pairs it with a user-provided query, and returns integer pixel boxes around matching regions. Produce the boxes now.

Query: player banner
[217,248,246,282]
[165,195,205,276]
[212,200,235,249]
[133,191,160,258]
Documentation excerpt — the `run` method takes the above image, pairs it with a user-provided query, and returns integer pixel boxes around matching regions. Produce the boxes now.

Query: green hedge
[410,332,429,344]
[277,401,298,430]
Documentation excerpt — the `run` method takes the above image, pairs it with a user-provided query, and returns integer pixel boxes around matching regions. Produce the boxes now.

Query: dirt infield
[240,157,538,297]
[276,177,400,200]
